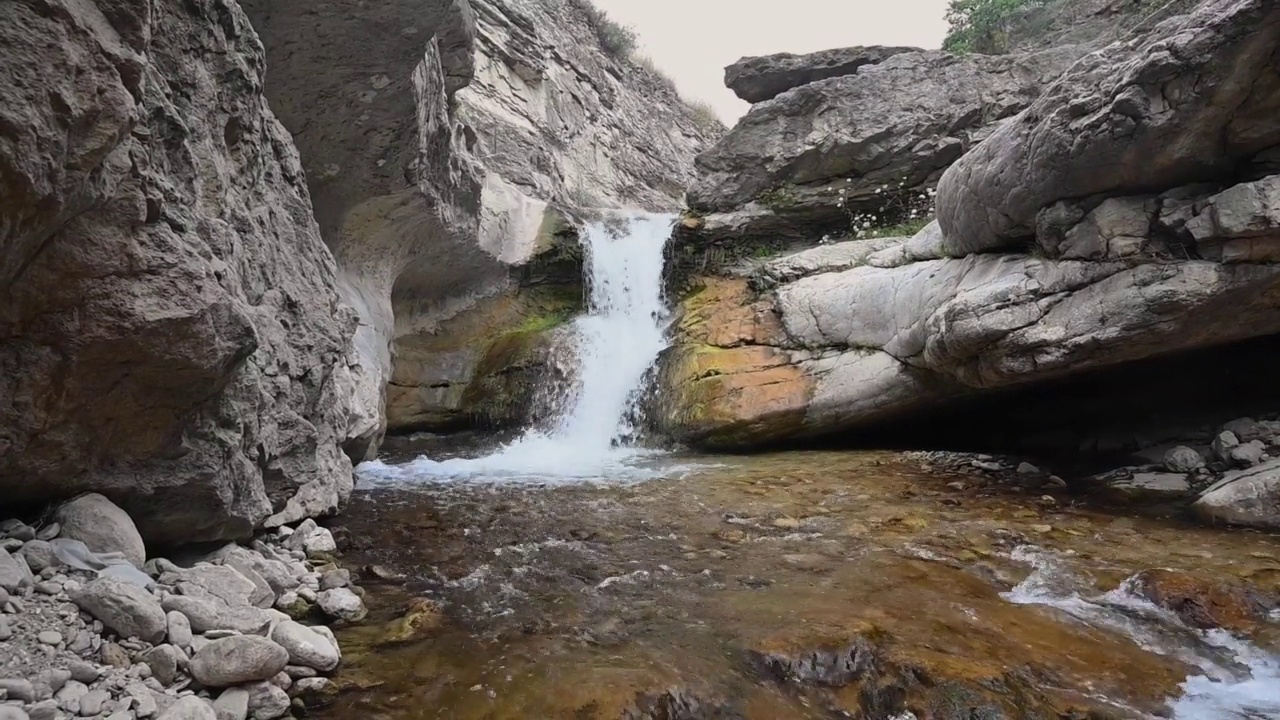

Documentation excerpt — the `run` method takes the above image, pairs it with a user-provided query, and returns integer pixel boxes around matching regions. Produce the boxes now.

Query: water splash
[1002,547,1280,719]
[359,212,679,485]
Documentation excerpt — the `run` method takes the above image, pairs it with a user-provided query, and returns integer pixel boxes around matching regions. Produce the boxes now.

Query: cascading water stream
[358,212,679,484]
[1002,546,1280,719]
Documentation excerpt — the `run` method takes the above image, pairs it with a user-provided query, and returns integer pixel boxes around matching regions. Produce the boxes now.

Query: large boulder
[684,46,1084,242]
[660,169,1280,448]
[0,0,363,544]
[935,0,1280,255]
[70,577,167,643]
[189,636,289,688]
[1194,458,1280,529]
[724,46,916,104]
[55,494,146,568]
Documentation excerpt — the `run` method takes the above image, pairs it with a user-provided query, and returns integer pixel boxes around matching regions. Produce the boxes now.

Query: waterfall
[360,212,677,483]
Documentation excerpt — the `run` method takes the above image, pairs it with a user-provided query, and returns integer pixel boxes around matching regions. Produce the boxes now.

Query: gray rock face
[661,167,1280,448]
[0,0,360,544]
[686,46,1083,241]
[239,0,720,445]
[69,577,166,643]
[1195,458,1280,529]
[189,636,289,688]
[936,0,1280,254]
[54,495,146,568]
[725,46,916,103]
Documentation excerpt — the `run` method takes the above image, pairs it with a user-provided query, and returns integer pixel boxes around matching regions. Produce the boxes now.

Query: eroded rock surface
[0,0,361,543]
[242,0,720,439]
[724,46,915,104]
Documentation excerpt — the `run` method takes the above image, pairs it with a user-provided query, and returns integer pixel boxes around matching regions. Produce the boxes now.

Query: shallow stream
[318,449,1280,719]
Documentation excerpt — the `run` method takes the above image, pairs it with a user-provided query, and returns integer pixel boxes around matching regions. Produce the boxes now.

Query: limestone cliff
[1,0,362,544]
[244,0,721,436]
[1,0,714,542]
[660,0,1280,455]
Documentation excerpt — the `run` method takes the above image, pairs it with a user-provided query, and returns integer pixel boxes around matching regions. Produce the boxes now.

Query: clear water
[1002,546,1280,719]
[358,212,678,485]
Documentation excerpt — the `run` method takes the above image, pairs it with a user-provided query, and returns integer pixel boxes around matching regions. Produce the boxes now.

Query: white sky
[591,0,952,122]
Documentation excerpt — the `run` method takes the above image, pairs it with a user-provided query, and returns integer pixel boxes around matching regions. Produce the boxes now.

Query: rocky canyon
[4,0,1280,717]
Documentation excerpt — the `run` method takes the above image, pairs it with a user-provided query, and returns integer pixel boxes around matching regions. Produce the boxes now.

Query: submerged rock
[1131,569,1275,632]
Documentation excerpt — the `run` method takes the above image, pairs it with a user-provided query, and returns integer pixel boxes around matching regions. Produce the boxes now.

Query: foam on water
[358,212,681,485]
[1002,546,1280,719]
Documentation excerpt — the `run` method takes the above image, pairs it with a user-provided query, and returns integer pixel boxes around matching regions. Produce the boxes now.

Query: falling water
[359,212,678,483]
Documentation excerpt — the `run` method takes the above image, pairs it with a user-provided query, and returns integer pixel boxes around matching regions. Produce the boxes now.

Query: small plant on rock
[836,178,937,240]
[568,0,638,58]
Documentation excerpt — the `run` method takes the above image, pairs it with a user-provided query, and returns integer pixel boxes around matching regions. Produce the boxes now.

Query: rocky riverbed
[0,495,366,720]
[307,443,1280,719]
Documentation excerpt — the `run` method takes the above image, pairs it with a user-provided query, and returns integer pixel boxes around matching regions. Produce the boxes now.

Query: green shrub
[568,0,637,58]
[943,0,1049,54]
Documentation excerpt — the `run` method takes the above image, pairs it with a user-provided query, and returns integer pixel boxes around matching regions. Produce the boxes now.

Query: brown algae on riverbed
[318,451,1280,719]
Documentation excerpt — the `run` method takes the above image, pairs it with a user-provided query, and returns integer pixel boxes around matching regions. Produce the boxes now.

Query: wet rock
[213,687,249,720]
[1016,462,1040,475]
[1132,569,1274,632]
[0,549,33,592]
[1163,446,1205,473]
[1102,472,1192,504]
[55,494,146,568]
[360,565,405,585]
[269,621,340,672]
[189,636,289,688]
[156,696,216,720]
[71,577,167,643]
[316,589,366,623]
[750,637,877,686]
[289,677,337,708]
[379,599,443,645]
[1194,458,1280,529]
[244,681,289,720]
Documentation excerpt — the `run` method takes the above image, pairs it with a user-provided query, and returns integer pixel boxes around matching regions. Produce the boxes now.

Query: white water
[359,212,680,485]
[1002,546,1280,719]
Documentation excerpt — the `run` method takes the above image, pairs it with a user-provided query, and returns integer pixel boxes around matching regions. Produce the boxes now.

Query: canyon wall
[661,0,1280,451]
[242,0,722,437]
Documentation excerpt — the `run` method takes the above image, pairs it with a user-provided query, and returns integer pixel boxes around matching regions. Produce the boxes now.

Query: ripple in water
[1002,546,1280,719]
[358,212,689,486]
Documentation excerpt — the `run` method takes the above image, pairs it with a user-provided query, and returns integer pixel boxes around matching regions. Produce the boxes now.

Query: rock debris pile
[0,496,364,720]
